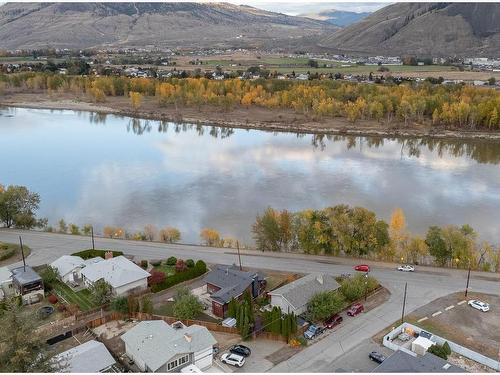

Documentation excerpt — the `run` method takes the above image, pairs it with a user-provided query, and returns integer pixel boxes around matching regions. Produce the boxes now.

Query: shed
[412,336,435,356]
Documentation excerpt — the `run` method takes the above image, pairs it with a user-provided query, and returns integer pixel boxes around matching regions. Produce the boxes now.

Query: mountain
[0,2,337,50]
[320,3,500,56]
[300,9,371,27]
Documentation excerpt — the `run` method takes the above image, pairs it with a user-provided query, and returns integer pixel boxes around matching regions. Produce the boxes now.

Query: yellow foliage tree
[129,91,143,111]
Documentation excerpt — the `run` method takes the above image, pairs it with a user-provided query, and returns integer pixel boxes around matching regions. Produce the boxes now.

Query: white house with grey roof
[50,255,104,284]
[268,273,340,315]
[55,340,116,373]
[121,320,217,372]
[81,255,150,296]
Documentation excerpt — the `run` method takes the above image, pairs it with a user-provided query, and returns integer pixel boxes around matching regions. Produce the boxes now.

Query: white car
[468,300,490,312]
[398,265,415,272]
[221,353,245,367]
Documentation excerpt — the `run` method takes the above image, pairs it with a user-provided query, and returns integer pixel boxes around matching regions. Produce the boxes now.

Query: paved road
[1,229,499,372]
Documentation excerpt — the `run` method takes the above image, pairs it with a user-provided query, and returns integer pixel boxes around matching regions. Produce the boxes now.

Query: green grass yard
[52,281,97,311]
[154,264,176,276]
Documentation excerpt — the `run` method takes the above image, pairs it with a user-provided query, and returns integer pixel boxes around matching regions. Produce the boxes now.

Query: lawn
[52,281,97,311]
[154,264,176,276]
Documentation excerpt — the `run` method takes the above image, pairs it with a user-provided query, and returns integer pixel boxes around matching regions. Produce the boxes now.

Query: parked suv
[303,324,325,340]
[324,314,343,329]
[221,353,245,368]
[229,344,251,357]
[347,303,364,316]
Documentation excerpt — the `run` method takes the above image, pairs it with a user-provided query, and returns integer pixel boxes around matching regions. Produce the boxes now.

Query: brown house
[204,265,265,318]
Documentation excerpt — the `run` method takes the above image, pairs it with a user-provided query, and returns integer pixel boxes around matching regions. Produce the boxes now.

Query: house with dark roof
[204,265,265,318]
[373,350,467,373]
[11,265,44,305]
[268,273,340,315]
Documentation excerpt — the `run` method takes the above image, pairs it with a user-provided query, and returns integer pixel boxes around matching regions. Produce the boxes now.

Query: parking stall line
[457,300,467,305]
[431,311,442,317]
[417,317,428,322]
[445,305,454,311]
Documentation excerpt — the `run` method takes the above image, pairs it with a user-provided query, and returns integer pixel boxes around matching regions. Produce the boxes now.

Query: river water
[1,107,499,244]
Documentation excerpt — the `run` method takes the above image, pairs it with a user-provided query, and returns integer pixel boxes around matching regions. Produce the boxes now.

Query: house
[11,265,44,305]
[81,255,150,296]
[0,266,14,301]
[50,255,103,284]
[204,265,265,318]
[372,350,466,372]
[121,320,217,372]
[268,273,340,315]
[55,340,116,373]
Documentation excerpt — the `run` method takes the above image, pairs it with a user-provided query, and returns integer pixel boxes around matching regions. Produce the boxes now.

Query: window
[167,355,189,371]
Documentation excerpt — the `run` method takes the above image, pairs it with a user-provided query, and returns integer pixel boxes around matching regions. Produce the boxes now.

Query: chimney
[105,251,113,260]
[184,334,192,343]
[316,275,323,285]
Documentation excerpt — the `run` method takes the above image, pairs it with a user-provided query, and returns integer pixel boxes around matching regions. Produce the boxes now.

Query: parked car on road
[304,324,325,340]
[468,299,490,312]
[229,344,251,357]
[398,265,415,272]
[221,353,245,367]
[369,351,386,363]
[354,264,370,272]
[324,314,343,329]
[347,303,364,316]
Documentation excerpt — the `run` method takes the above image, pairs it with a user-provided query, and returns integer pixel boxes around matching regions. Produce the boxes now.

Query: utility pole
[401,282,408,325]
[19,236,26,271]
[91,225,95,250]
[236,241,242,271]
[465,266,471,297]
[364,272,368,301]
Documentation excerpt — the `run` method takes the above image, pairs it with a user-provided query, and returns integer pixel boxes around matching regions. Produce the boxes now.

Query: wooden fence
[131,312,239,334]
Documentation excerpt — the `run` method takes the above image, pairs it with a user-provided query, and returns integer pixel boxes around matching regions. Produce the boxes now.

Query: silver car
[398,265,415,272]
[468,300,490,312]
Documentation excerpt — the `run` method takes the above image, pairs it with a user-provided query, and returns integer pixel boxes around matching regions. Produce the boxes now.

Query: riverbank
[2,92,500,141]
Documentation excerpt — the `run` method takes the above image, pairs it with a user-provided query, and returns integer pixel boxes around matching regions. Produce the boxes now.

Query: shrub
[48,294,58,304]
[150,260,161,267]
[150,261,208,293]
[140,260,148,269]
[175,259,187,273]
[185,259,195,268]
[110,296,128,314]
[0,243,16,261]
[307,291,345,321]
[339,274,379,302]
[173,288,203,319]
[148,270,166,286]
[442,341,451,356]
[72,249,123,260]
[166,256,177,266]
[56,304,66,312]
[40,266,60,291]
[428,344,448,360]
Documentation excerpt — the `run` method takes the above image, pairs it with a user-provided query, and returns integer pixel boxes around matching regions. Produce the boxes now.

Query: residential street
[1,229,499,372]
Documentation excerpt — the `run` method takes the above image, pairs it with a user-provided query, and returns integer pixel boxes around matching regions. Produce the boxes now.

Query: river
[1,107,499,244]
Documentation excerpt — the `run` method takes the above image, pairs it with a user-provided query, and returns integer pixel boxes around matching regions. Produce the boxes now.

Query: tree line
[1,73,499,129]
[252,206,500,272]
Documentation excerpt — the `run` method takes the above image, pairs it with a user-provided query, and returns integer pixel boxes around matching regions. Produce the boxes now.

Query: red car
[324,314,343,329]
[347,303,364,316]
[354,264,370,272]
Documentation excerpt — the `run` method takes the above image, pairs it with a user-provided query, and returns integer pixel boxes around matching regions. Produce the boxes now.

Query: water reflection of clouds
[2,108,500,243]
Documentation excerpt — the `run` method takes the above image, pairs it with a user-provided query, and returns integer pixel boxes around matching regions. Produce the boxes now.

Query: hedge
[151,260,207,293]
[72,249,124,260]
[166,256,177,266]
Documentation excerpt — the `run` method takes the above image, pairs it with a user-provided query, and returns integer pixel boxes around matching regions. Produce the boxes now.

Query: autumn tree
[389,208,409,262]
[200,228,221,246]
[0,185,42,229]
[129,91,143,111]
[159,227,181,243]
[143,224,158,241]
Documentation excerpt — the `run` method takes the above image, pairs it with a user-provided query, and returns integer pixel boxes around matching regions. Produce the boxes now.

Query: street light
[364,272,368,301]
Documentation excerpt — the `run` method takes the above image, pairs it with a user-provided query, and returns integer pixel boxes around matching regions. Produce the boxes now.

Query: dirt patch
[3,92,500,141]
[448,352,496,373]
[265,345,302,365]
[405,291,500,359]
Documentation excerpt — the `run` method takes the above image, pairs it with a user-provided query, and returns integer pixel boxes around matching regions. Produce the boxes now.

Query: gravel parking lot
[406,291,500,359]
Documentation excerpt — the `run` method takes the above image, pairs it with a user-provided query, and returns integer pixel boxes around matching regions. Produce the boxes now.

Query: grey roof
[11,266,42,285]
[55,340,115,373]
[50,255,85,277]
[269,273,340,311]
[373,350,467,373]
[121,320,217,372]
[81,255,150,288]
[0,266,12,283]
[204,265,259,304]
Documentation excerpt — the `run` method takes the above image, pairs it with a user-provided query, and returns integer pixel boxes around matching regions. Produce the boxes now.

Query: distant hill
[300,9,371,27]
[0,2,337,50]
[320,3,500,56]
